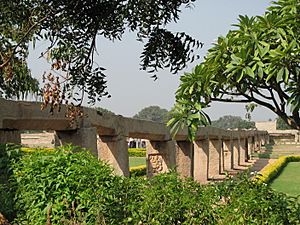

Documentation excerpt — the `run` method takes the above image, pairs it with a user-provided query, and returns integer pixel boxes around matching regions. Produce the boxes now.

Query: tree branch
[210,97,251,103]
[0,13,50,69]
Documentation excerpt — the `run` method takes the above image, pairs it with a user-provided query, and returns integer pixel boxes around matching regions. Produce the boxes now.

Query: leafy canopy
[211,115,255,130]
[0,0,201,106]
[133,105,169,123]
[169,0,300,140]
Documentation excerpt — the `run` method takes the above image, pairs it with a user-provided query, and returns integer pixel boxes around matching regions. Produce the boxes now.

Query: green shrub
[127,172,218,224]
[0,144,23,221]
[128,148,146,157]
[130,165,146,177]
[215,173,299,224]
[256,155,300,183]
[10,145,127,225]
[1,145,299,224]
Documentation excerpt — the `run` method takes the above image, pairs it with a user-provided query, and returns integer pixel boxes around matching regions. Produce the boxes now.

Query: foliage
[133,105,169,123]
[8,145,128,224]
[0,144,23,221]
[171,0,300,140]
[127,173,218,224]
[256,155,300,184]
[1,144,300,224]
[211,115,255,129]
[94,107,115,116]
[0,0,201,105]
[129,165,146,177]
[277,116,293,130]
[128,148,146,157]
[215,173,300,224]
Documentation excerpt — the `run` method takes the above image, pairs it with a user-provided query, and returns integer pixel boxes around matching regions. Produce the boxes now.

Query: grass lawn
[270,162,300,196]
[129,157,146,167]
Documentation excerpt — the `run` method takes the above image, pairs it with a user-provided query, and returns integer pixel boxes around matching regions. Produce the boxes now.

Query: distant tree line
[211,115,255,130]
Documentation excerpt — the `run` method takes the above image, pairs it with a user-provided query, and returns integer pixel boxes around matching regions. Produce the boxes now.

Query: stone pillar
[193,139,209,184]
[295,132,300,143]
[98,134,129,176]
[261,135,266,146]
[254,135,261,152]
[266,133,270,144]
[208,138,222,179]
[0,129,21,144]
[223,139,232,171]
[146,140,176,177]
[55,127,98,156]
[232,138,239,169]
[239,138,247,166]
[176,141,193,178]
[247,137,254,159]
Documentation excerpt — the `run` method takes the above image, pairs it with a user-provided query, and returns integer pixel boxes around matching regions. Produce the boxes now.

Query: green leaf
[245,66,255,78]
[276,67,284,82]
[258,66,264,78]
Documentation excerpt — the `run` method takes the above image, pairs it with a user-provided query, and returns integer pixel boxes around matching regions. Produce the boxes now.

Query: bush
[128,148,146,157]
[130,165,146,177]
[0,144,23,221]
[127,172,218,225]
[256,155,300,183]
[215,173,299,224]
[9,145,128,224]
[1,145,299,224]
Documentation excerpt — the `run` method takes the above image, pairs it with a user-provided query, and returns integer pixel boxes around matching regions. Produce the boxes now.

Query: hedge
[256,155,300,184]
[130,165,146,177]
[128,148,146,157]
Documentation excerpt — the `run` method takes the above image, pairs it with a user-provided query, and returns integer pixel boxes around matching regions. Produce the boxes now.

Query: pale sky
[28,0,276,121]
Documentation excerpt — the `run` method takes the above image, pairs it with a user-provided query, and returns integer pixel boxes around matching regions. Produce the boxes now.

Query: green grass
[129,157,146,167]
[270,162,300,196]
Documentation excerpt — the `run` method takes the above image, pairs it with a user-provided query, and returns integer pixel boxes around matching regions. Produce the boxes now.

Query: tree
[276,117,293,130]
[169,0,300,139]
[94,107,115,116]
[211,115,255,130]
[0,0,201,111]
[133,106,169,123]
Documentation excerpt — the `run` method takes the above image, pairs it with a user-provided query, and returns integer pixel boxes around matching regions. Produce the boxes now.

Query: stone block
[232,139,239,169]
[208,138,222,179]
[98,135,129,176]
[223,139,233,171]
[0,129,21,144]
[55,127,98,156]
[193,139,209,184]
[176,141,193,178]
[146,140,176,177]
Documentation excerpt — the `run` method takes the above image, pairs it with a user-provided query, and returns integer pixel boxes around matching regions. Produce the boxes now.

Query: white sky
[28,0,276,121]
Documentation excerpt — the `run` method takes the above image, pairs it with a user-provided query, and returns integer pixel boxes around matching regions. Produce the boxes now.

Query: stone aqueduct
[0,98,268,183]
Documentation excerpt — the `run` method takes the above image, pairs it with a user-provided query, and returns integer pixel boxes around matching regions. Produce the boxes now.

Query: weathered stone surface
[193,139,209,184]
[176,141,193,178]
[0,98,270,180]
[146,140,176,177]
[0,129,21,144]
[239,138,247,166]
[97,134,129,176]
[223,139,233,171]
[56,127,98,156]
[232,139,240,169]
[208,138,222,179]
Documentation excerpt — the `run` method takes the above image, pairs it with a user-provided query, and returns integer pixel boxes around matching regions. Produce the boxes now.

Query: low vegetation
[1,144,299,224]
[128,148,145,157]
